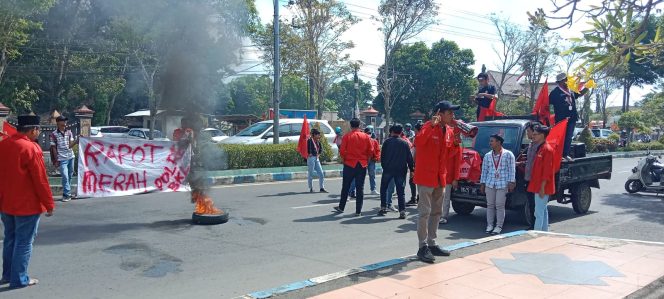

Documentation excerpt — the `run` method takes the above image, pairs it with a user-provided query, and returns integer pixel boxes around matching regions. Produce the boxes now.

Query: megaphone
[454,119,478,138]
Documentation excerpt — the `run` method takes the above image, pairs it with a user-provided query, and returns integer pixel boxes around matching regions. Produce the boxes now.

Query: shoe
[71,194,78,200]
[399,211,406,219]
[370,190,379,195]
[355,212,362,217]
[428,245,451,257]
[28,278,38,286]
[349,193,356,198]
[417,246,435,263]
[62,196,71,202]
[320,188,328,193]
[333,206,344,213]
[439,218,448,224]
[485,225,494,234]
[406,199,417,206]
[388,205,398,212]
[310,189,314,193]
[378,209,387,216]
[491,226,502,235]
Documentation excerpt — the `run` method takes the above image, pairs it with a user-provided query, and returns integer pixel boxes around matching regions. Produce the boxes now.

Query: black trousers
[409,176,417,199]
[526,180,536,228]
[380,171,407,212]
[339,163,367,214]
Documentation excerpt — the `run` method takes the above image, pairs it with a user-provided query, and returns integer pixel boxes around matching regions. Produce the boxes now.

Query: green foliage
[327,79,373,120]
[659,135,664,144]
[578,128,594,150]
[227,75,271,116]
[618,111,645,144]
[622,142,664,152]
[219,143,306,169]
[312,122,333,162]
[608,132,620,142]
[496,97,531,116]
[591,139,618,153]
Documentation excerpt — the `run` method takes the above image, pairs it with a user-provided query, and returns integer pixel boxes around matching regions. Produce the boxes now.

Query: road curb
[238,230,664,299]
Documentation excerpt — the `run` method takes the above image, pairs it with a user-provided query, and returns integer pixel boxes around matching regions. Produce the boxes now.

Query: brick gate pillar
[75,105,95,137]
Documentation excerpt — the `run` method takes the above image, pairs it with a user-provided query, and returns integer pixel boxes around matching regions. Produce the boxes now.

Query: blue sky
[242,0,657,107]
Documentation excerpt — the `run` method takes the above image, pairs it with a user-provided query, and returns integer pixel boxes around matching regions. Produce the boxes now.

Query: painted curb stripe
[529,231,664,246]
[243,230,529,298]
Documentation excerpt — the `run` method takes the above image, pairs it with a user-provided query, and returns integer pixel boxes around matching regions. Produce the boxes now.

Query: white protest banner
[77,137,191,198]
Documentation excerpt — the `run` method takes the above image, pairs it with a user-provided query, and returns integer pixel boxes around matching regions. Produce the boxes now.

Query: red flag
[297,115,310,159]
[546,118,568,172]
[478,99,505,121]
[1,121,17,141]
[532,79,550,125]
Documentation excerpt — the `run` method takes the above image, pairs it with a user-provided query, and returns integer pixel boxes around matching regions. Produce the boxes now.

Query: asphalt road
[1,157,662,298]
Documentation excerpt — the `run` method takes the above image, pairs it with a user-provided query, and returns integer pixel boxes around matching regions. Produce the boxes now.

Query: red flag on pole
[297,115,310,159]
[478,99,505,121]
[532,79,550,125]
[546,118,568,172]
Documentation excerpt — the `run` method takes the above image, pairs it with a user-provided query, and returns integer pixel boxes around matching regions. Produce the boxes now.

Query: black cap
[534,124,550,135]
[477,73,488,80]
[490,134,504,144]
[434,100,460,112]
[311,128,320,135]
[18,115,40,127]
[56,115,68,122]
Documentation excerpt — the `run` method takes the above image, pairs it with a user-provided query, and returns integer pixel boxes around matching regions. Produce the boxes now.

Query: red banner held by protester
[532,79,550,126]
[546,118,568,173]
[297,114,310,159]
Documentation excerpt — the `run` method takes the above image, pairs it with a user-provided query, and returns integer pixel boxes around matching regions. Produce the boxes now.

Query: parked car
[591,129,613,139]
[201,128,228,143]
[127,128,170,141]
[221,119,339,158]
[90,126,129,138]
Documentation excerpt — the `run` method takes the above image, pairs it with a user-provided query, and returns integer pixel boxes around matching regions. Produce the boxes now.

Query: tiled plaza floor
[310,235,664,299]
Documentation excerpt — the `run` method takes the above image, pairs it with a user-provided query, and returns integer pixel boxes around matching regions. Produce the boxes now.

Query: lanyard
[492,150,503,171]
[312,138,319,154]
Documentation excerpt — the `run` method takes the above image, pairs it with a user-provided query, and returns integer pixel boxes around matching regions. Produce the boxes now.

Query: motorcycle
[624,153,664,194]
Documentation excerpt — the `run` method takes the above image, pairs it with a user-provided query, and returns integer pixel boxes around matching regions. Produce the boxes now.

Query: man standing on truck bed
[549,73,589,161]
[413,101,456,263]
[528,124,556,231]
[469,73,497,121]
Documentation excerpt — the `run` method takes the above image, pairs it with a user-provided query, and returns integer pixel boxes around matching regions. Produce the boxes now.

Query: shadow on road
[257,192,313,198]
[600,192,664,225]
[34,218,194,246]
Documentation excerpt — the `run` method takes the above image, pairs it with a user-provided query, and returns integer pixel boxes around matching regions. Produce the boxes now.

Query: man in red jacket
[527,124,555,232]
[334,118,374,216]
[0,115,55,288]
[413,101,458,263]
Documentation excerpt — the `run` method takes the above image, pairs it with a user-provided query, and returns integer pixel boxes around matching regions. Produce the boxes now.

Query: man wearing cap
[334,118,374,216]
[469,73,498,121]
[413,101,457,263]
[0,115,55,288]
[49,115,79,201]
[549,73,589,161]
[440,118,463,225]
[479,134,516,235]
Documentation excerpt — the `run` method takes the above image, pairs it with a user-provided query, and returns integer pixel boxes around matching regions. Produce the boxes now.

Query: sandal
[28,278,39,286]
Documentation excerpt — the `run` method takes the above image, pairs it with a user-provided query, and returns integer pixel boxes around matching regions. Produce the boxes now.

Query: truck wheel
[571,183,592,214]
[521,195,534,226]
[452,201,475,215]
[624,180,642,194]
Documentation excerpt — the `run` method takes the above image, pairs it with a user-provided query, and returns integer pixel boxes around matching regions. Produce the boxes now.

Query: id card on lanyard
[492,151,502,179]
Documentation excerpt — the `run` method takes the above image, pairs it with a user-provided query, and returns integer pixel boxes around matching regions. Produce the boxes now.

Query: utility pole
[273,0,281,144]
[353,64,359,119]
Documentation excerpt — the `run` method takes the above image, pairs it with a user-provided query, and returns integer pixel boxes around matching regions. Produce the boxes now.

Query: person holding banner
[307,129,327,193]
[0,115,54,288]
[549,73,589,161]
[49,115,79,201]
[528,124,555,231]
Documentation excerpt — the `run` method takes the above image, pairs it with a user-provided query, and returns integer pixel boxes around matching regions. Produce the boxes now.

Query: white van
[221,119,339,158]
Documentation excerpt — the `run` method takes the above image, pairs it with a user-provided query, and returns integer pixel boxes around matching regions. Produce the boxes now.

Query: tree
[226,75,271,116]
[641,92,664,139]
[529,0,664,73]
[0,0,55,84]
[618,110,645,144]
[491,16,533,98]
[286,0,358,118]
[374,40,476,123]
[280,75,309,110]
[327,79,373,120]
[518,25,559,108]
[375,0,438,131]
[594,78,619,128]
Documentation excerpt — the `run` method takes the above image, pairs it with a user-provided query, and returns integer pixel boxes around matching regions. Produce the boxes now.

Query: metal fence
[7,120,80,151]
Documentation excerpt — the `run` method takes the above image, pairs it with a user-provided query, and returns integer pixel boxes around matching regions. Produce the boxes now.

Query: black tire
[520,194,534,226]
[624,180,642,194]
[571,183,592,214]
[452,201,475,215]
[192,212,230,225]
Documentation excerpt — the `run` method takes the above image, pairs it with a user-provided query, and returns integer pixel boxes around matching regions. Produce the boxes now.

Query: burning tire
[192,212,229,225]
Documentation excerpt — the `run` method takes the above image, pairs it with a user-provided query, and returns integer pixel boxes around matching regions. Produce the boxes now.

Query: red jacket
[371,138,380,161]
[340,129,374,168]
[414,121,449,188]
[445,142,462,184]
[527,142,556,195]
[0,134,55,215]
